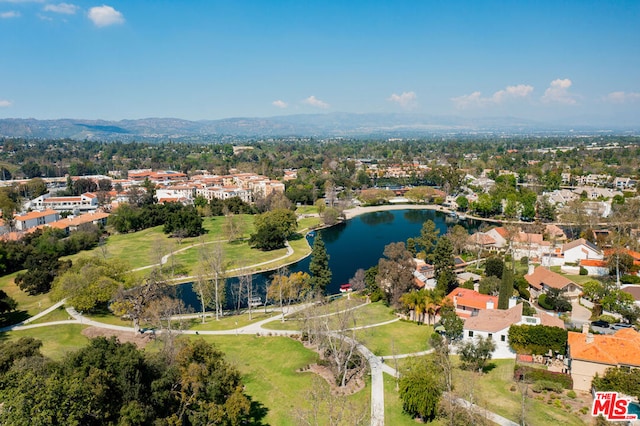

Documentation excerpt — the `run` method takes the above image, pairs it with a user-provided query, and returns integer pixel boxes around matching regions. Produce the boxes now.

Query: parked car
[610,323,632,330]
[591,320,610,328]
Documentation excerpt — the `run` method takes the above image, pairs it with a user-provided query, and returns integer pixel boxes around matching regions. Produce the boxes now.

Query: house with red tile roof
[446,287,498,319]
[567,327,640,391]
[524,265,583,301]
[14,209,60,231]
[579,259,609,276]
[47,212,110,234]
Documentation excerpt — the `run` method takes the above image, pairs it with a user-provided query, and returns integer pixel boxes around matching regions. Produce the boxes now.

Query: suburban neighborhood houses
[1,137,640,425]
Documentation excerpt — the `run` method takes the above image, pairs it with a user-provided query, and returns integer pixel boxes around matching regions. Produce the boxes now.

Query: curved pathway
[6,300,520,426]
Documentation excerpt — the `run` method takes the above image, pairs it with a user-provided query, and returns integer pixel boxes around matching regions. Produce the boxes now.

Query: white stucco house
[562,238,603,264]
[461,300,565,359]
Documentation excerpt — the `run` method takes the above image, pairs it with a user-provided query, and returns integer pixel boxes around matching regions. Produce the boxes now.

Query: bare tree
[348,269,366,292]
[294,377,368,426]
[303,301,365,388]
[110,268,165,332]
[195,242,228,320]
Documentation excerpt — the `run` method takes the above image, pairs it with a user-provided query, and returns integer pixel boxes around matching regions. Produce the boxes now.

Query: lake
[177,208,480,310]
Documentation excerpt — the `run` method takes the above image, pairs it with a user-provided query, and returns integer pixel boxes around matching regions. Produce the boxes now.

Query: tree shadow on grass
[481,362,497,374]
[247,397,269,426]
[0,310,29,328]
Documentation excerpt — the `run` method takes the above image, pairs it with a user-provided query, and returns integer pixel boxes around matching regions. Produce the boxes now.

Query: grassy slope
[452,358,589,426]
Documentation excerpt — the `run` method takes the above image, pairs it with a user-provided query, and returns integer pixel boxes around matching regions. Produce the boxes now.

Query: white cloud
[452,84,534,109]
[387,91,418,109]
[0,100,12,107]
[44,3,78,14]
[272,100,288,109]
[88,5,124,27]
[303,95,329,109]
[541,78,577,105]
[492,84,534,103]
[451,91,484,109]
[0,10,20,18]
[604,91,640,104]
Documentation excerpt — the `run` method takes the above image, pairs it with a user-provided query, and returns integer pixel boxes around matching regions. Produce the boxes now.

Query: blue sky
[1,0,639,124]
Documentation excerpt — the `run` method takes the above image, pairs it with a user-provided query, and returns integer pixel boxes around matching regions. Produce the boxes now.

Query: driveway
[571,300,592,325]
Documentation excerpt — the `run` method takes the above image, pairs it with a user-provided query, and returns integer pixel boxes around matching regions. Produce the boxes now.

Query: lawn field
[0,272,54,324]
[194,334,370,425]
[4,324,89,360]
[452,358,591,425]
[356,320,433,356]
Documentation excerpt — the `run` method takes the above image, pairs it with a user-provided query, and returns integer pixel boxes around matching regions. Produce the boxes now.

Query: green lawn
[452,358,589,426]
[356,320,433,356]
[3,324,89,360]
[188,311,280,331]
[27,305,71,324]
[193,334,369,425]
[0,271,54,325]
[295,205,319,215]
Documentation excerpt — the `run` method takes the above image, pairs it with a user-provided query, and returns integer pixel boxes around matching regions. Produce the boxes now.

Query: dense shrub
[621,274,640,284]
[508,324,568,355]
[514,365,573,389]
[532,380,564,393]
[592,367,640,399]
[538,294,553,310]
[579,266,588,276]
[598,314,616,324]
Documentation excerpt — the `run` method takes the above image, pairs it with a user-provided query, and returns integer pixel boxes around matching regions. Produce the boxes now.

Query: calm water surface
[178,209,480,309]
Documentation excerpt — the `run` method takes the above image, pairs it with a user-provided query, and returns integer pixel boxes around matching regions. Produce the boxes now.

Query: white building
[30,192,99,213]
[14,209,60,231]
[462,301,565,359]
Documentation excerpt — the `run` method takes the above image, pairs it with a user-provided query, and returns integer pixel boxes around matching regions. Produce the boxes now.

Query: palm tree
[424,289,444,326]
[414,290,427,324]
[400,291,419,322]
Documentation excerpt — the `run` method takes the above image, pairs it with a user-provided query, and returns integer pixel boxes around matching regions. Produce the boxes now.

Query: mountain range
[0,113,636,142]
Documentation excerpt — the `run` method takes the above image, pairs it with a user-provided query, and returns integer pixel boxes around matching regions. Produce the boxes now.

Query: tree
[348,268,366,292]
[458,335,496,372]
[0,289,17,314]
[309,234,331,295]
[0,337,257,425]
[498,267,513,309]
[376,242,415,307]
[399,357,443,422]
[478,276,501,296]
[485,256,504,278]
[447,224,469,256]
[51,257,129,312]
[456,195,469,212]
[15,251,71,295]
[267,269,311,321]
[163,205,205,238]
[223,210,243,242]
[433,236,457,295]
[110,269,165,332]
[249,208,297,250]
[415,219,440,257]
[439,300,463,341]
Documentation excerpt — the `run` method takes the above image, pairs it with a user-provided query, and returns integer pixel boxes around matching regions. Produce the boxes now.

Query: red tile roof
[568,328,640,366]
[446,288,498,311]
[524,266,579,291]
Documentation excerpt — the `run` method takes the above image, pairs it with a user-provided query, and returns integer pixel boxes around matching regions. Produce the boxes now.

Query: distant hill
[0,114,635,141]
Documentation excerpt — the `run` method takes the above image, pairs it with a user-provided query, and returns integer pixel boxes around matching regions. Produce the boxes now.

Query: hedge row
[514,365,573,389]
